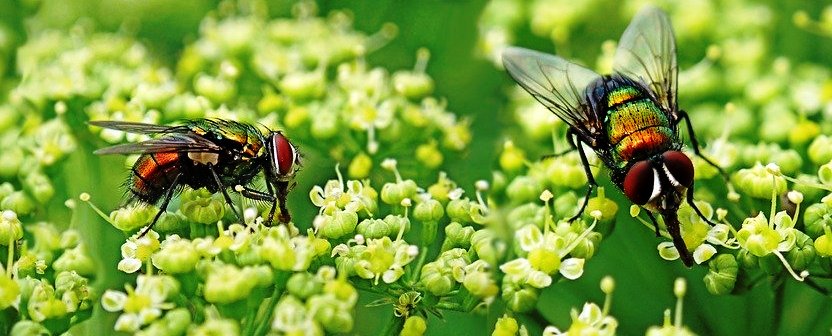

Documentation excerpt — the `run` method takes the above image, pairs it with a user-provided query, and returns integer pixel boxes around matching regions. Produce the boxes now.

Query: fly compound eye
[623,160,660,205]
[272,133,297,177]
[662,151,694,188]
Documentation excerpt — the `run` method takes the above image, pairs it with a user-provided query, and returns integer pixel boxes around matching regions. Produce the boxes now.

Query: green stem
[253,272,289,336]
[379,315,403,336]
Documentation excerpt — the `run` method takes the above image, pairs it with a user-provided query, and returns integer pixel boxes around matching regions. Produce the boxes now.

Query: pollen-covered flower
[101,275,178,332]
[118,230,161,273]
[543,303,617,336]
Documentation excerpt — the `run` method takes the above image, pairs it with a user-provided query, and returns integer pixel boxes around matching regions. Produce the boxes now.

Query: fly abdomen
[130,152,182,203]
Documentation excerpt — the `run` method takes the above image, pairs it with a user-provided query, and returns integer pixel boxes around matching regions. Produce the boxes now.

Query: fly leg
[566,128,598,222]
[237,185,278,227]
[139,173,182,237]
[686,179,717,226]
[676,111,729,181]
[644,210,661,237]
[207,164,245,225]
[676,111,724,226]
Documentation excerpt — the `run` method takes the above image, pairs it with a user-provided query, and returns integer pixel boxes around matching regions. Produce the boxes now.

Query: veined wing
[94,134,223,155]
[502,47,603,141]
[89,120,188,134]
[613,6,678,113]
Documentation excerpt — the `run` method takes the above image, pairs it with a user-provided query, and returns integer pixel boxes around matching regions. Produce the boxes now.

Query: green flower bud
[203,264,257,304]
[427,174,456,203]
[189,317,240,336]
[731,164,787,199]
[786,231,816,271]
[789,120,820,146]
[261,236,297,271]
[415,142,443,169]
[447,199,474,223]
[815,226,832,257]
[194,74,236,104]
[15,254,40,278]
[499,141,526,173]
[808,135,832,165]
[0,210,23,245]
[319,211,359,239]
[380,183,405,206]
[401,316,427,336]
[1,191,35,216]
[280,71,325,100]
[0,183,13,199]
[0,275,19,309]
[356,218,392,239]
[384,215,410,236]
[324,279,358,304]
[582,189,619,228]
[310,111,338,139]
[348,152,373,179]
[152,239,199,274]
[109,205,157,231]
[463,270,498,299]
[736,213,780,257]
[502,284,538,313]
[443,222,475,249]
[554,192,579,220]
[393,72,434,99]
[544,155,588,189]
[0,146,23,179]
[284,105,310,129]
[309,295,354,332]
[506,203,546,231]
[52,245,96,276]
[257,91,287,116]
[153,211,188,233]
[492,315,519,336]
[413,199,444,223]
[472,229,502,265]
[140,307,191,336]
[286,272,323,299]
[165,93,210,120]
[804,202,832,238]
[420,265,454,296]
[820,161,832,186]
[180,188,225,224]
[506,176,543,204]
[703,254,738,295]
[10,321,49,336]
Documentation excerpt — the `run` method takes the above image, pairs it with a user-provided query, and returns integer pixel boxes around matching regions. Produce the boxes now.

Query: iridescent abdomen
[604,86,673,166]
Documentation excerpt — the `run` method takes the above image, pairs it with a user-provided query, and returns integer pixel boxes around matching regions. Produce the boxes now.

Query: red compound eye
[272,133,297,176]
[662,151,694,188]
[623,160,655,205]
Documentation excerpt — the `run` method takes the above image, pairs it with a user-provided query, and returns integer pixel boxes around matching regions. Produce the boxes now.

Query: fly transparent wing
[502,47,603,141]
[613,6,677,113]
[94,134,222,155]
[89,120,187,134]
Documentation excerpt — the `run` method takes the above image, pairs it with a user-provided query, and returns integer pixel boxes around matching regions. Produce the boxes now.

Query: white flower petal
[101,290,128,312]
[693,244,717,264]
[559,258,585,280]
[118,258,142,273]
[657,242,679,261]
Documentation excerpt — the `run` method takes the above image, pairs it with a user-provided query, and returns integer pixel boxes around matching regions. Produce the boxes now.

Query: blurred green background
[2,0,831,334]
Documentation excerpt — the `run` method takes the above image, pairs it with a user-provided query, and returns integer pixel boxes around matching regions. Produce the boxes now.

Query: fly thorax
[188,152,220,166]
